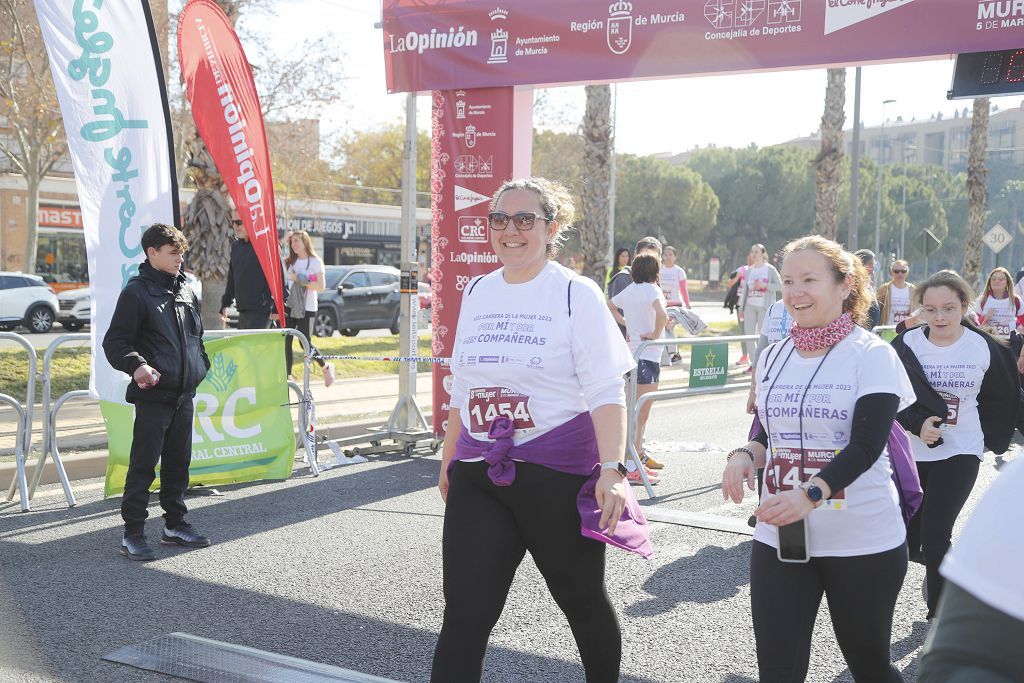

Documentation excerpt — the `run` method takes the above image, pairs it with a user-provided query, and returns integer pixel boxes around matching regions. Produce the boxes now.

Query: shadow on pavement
[625,541,752,617]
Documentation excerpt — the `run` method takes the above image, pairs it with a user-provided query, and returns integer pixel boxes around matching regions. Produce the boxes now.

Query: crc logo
[455,274,472,291]
[458,216,488,243]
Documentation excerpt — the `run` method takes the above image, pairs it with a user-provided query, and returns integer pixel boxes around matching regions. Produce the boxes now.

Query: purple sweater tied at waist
[451,412,599,486]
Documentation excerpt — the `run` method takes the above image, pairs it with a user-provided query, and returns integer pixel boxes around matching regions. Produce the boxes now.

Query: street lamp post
[874,99,896,282]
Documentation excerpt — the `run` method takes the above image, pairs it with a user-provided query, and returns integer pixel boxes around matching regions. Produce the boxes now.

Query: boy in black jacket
[103,224,212,561]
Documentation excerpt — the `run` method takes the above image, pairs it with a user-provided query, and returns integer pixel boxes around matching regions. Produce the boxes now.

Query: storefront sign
[37,206,84,229]
[383,0,1023,93]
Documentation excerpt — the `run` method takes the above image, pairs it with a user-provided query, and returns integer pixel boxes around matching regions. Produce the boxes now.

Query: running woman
[974,266,1023,340]
[877,259,915,327]
[890,269,1020,619]
[739,243,781,368]
[723,235,915,683]
[433,177,640,683]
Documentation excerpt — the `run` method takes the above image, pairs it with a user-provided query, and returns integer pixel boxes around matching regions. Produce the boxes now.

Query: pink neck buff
[790,312,855,352]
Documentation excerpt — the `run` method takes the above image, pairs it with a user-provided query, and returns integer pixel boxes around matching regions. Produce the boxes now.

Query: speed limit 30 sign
[983,223,1013,254]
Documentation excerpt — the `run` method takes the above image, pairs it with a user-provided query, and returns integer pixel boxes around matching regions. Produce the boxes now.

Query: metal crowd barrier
[1,332,38,512]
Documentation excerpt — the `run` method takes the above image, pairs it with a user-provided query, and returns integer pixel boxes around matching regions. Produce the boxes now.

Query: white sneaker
[322,363,335,388]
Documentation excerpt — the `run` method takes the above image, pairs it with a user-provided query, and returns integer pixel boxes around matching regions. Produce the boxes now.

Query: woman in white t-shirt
[284,231,331,385]
[609,253,668,478]
[890,270,1020,619]
[739,243,781,368]
[876,259,915,326]
[974,267,1023,340]
[722,235,915,683]
[918,456,1024,682]
[433,177,640,683]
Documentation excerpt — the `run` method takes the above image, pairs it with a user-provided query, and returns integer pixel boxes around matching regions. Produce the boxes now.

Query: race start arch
[380,0,1024,433]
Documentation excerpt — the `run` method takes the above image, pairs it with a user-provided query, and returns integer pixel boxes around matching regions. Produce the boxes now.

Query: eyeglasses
[892,269,908,274]
[487,211,551,231]
[920,305,962,317]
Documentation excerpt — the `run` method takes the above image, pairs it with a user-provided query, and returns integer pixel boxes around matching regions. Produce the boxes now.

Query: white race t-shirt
[289,256,323,312]
[660,265,688,307]
[974,294,1018,339]
[744,264,772,309]
[888,284,912,325]
[941,456,1024,621]
[762,300,791,345]
[904,328,989,463]
[611,283,666,364]
[450,262,635,445]
[754,326,916,557]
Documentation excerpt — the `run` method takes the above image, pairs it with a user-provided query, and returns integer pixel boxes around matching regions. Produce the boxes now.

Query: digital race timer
[948,49,1024,99]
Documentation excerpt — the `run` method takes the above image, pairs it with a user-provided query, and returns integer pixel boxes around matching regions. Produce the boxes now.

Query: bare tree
[579,85,612,288]
[961,97,990,287]
[813,69,845,241]
[0,0,67,274]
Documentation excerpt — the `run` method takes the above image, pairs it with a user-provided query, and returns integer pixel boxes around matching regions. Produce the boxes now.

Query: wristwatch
[601,461,629,478]
[802,482,824,505]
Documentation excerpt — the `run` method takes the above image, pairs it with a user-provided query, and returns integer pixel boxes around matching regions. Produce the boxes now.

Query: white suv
[57,287,91,331]
[0,272,58,333]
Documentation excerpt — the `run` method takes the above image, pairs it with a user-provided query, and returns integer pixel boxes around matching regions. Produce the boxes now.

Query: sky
[242,0,1024,158]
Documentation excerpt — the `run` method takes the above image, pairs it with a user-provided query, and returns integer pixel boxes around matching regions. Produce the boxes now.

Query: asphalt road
[1,387,1016,683]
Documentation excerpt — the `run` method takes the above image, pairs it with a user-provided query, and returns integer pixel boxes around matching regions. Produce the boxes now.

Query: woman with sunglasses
[722,236,915,682]
[890,270,1020,620]
[432,177,641,683]
[877,259,915,327]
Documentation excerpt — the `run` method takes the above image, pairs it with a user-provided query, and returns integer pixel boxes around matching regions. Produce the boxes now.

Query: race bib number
[893,309,910,324]
[467,387,536,434]
[938,390,960,427]
[766,447,846,510]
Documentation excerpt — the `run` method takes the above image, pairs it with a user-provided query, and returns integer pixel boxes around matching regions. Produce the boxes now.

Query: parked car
[57,286,91,331]
[313,265,402,337]
[0,272,58,333]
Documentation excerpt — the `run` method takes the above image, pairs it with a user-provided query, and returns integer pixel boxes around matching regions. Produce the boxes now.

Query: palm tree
[962,97,990,288]
[813,69,845,241]
[580,85,611,288]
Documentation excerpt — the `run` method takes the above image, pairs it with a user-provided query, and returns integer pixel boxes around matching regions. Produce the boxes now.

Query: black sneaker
[121,534,156,561]
[161,523,212,548]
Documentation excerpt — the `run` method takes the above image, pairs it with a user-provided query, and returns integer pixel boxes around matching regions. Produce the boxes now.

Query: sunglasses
[232,219,244,226]
[892,269,908,274]
[487,211,552,231]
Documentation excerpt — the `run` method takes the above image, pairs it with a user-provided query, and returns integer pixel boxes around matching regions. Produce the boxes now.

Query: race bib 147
[766,447,846,510]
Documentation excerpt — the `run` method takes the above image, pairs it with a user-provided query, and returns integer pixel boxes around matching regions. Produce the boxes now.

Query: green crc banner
[101,333,294,497]
[689,342,728,388]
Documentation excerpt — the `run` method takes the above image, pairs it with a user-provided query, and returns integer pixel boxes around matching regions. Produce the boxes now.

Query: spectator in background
[284,231,333,387]
[220,218,284,331]
[738,244,781,369]
[877,259,915,327]
[661,245,692,364]
[855,249,882,329]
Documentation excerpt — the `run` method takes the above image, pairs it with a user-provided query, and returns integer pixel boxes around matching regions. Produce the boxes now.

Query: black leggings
[431,460,620,683]
[907,454,980,617]
[750,540,907,683]
[285,312,324,371]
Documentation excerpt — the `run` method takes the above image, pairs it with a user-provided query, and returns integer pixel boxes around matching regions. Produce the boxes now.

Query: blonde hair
[782,235,871,327]
[285,230,320,268]
[490,177,576,256]
[979,267,1019,310]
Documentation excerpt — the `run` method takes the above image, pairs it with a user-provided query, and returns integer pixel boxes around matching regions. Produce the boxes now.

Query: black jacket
[221,238,285,313]
[103,262,210,404]
[890,322,1022,455]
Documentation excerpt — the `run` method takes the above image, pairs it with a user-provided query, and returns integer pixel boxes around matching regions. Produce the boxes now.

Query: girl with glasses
[890,270,1020,619]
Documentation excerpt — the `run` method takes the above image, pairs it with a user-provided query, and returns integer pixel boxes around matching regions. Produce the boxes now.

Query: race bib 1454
[468,386,536,434]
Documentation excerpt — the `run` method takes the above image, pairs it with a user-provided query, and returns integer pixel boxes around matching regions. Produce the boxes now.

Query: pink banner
[384,0,1024,93]
[430,87,520,435]
[178,0,285,321]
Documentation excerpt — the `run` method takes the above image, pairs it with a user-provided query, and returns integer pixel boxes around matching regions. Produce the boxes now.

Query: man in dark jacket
[103,224,212,561]
[219,219,284,329]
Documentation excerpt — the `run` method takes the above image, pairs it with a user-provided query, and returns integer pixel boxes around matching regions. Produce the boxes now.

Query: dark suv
[313,265,401,337]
